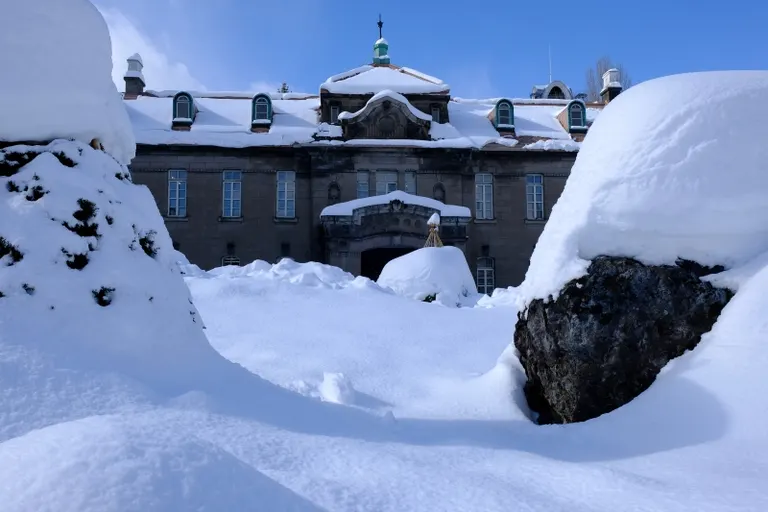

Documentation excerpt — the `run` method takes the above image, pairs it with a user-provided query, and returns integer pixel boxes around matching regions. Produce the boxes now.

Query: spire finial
[378,14,383,39]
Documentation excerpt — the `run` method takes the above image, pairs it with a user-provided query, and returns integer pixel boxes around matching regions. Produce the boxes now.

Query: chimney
[124,53,145,99]
[600,68,622,104]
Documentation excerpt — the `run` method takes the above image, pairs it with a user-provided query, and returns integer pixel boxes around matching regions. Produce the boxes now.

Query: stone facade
[129,144,573,288]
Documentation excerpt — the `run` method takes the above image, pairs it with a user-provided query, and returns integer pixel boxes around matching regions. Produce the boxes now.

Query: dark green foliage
[92,287,115,307]
[138,230,158,258]
[115,172,128,181]
[422,294,437,303]
[63,199,100,238]
[52,151,76,168]
[0,150,34,177]
[105,215,114,226]
[6,181,20,193]
[25,185,47,201]
[32,174,40,181]
[0,237,23,265]
[65,251,89,270]
[0,291,4,298]
[22,283,35,296]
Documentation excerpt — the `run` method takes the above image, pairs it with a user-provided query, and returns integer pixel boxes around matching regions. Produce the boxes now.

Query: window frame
[356,170,370,199]
[375,170,398,196]
[221,256,240,266]
[476,256,496,296]
[276,170,296,219]
[495,100,514,128]
[173,92,193,121]
[568,100,586,130]
[252,94,273,124]
[167,169,187,218]
[404,171,417,195]
[474,173,494,220]
[431,105,441,123]
[526,174,545,220]
[221,170,242,218]
[330,104,340,124]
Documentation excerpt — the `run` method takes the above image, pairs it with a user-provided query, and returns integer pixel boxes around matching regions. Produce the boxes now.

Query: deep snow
[0,0,135,164]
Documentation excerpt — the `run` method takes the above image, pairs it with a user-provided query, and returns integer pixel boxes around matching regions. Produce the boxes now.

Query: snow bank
[320,190,471,218]
[519,71,768,305]
[377,247,478,307]
[0,0,135,164]
[0,141,247,423]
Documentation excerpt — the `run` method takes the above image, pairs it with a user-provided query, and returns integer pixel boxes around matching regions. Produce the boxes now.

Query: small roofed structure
[424,213,443,248]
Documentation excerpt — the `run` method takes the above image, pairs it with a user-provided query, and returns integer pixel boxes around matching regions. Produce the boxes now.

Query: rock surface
[514,256,733,424]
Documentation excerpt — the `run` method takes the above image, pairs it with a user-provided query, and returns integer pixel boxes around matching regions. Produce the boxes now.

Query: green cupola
[373,15,390,66]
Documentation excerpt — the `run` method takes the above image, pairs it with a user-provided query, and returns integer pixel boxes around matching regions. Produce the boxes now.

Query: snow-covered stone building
[122,33,622,289]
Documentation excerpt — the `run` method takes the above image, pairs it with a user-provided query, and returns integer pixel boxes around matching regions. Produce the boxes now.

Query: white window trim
[330,105,340,124]
[254,97,270,121]
[475,174,494,220]
[570,104,585,127]
[175,96,192,120]
[431,106,441,123]
[167,170,187,217]
[476,257,496,296]
[356,170,370,199]
[276,170,296,218]
[497,103,512,126]
[375,171,398,196]
[221,256,240,266]
[222,170,242,218]
[526,174,545,220]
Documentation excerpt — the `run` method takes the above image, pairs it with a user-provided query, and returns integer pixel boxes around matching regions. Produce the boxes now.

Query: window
[221,256,240,266]
[375,171,398,196]
[276,170,296,218]
[475,173,493,219]
[431,106,441,123]
[477,257,495,295]
[569,101,585,128]
[357,171,370,199]
[252,94,272,123]
[328,182,340,204]
[548,86,565,99]
[496,101,513,127]
[405,171,417,194]
[167,170,187,217]
[222,170,242,218]
[174,93,192,120]
[330,105,340,124]
[280,242,291,258]
[526,174,545,220]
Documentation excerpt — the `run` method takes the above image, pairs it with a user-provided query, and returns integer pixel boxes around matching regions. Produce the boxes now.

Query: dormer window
[567,100,587,131]
[431,105,441,123]
[173,92,193,121]
[252,94,273,125]
[494,100,514,131]
[548,86,565,99]
[330,104,340,124]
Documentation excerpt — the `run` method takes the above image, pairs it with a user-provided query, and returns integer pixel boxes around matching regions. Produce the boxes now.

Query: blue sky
[99,0,766,98]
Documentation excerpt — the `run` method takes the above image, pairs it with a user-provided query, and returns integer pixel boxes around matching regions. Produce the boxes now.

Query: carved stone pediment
[341,96,431,140]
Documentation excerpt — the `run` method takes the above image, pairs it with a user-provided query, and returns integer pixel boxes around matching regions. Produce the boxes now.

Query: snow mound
[0,141,248,421]
[377,247,478,307]
[0,0,135,164]
[519,71,768,305]
[476,285,520,308]
[318,372,356,405]
[0,414,324,512]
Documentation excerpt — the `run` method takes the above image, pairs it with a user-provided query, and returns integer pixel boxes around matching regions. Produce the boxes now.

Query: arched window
[496,100,513,127]
[173,93,193,121]
[548,86,565,99]
[252,94,272,124]
[568,101,586,129]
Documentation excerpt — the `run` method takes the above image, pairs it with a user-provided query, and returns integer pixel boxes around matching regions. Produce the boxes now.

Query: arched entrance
[360,247,413,280]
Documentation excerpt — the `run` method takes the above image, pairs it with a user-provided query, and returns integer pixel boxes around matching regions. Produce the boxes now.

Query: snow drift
[518,71,768,306]
[0,0,135,164]
[377,247,478,306]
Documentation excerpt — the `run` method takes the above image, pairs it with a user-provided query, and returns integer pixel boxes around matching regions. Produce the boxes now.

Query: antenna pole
[378,14,383,39]
[548,44,552,83]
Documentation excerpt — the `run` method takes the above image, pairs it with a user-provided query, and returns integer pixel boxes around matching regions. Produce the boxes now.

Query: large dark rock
[514,256,733,425]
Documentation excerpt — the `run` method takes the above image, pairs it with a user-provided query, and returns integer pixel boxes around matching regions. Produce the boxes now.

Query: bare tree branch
[584,56,632,102]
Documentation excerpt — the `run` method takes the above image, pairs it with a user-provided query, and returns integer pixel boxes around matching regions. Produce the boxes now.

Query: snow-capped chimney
[600,68,622,104]
[124,53,145,99]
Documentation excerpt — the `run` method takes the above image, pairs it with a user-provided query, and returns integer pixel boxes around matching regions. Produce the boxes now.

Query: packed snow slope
[0,0,135,164]
[518,71,768,305]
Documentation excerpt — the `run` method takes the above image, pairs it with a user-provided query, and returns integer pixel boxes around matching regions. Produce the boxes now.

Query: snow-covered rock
[0,0,135,164]
[512,71,768,423]
[377,247,478,307]
[518,71,768,306]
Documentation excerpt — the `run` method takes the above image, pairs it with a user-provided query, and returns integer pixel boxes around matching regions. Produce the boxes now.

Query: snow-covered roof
[126,93,601,150]
[320,191,471,218]
[338,90,432,122]
[321,65,449,95]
